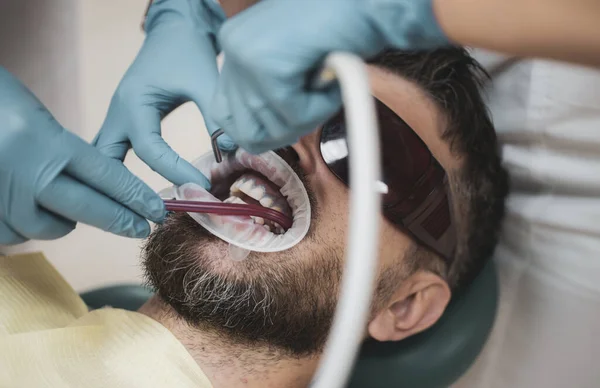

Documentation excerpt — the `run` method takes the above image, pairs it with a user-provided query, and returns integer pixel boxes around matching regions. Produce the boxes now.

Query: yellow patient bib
[0,252,212,388]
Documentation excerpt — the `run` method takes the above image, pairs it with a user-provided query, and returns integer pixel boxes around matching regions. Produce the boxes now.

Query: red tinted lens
[319,99,455,262]
[320,100,437,210]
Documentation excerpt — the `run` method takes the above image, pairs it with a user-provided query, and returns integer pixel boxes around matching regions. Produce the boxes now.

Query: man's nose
[291,131,321,175]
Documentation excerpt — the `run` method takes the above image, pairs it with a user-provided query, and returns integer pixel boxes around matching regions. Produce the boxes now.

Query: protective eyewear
[319,99,456,264]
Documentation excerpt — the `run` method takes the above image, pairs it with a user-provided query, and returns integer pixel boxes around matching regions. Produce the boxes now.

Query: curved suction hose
[311,53,381,388]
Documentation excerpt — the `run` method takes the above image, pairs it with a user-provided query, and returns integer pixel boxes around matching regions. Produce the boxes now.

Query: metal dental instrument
[211,128,225,163]
[163,128,294,231]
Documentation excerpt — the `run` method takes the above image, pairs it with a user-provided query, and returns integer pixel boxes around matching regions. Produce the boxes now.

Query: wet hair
[369,47,509,290]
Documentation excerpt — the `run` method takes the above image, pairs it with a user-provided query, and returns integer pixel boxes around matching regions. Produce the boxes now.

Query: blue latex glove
[212,0,449,153]
[94,0,234,189]
[0,67,166,245]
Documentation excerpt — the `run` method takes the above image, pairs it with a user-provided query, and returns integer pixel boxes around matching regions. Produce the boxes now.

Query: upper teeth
[227,196,246,205]
[231,176,274,206]
[247,187,265,201]
[259,197,274,208]
[239,180,254,194]
[225,174,288,234]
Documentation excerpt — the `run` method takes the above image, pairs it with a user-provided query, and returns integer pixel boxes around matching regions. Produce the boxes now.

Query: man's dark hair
[370,47,509,290]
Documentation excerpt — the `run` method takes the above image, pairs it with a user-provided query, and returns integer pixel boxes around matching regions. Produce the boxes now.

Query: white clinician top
[455,52,600,388]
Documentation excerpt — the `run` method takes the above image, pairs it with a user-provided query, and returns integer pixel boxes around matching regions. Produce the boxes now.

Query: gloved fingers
[37,174,151,238]
[246,67,342,137]
[61,131,166,223]
[213,59,340,153]
[131,131,211,189]
[222,70,270,153]
[216,0,263,38]
[93,96,135,161]
[200,0,227,26]
[213,127,236,152]
[282,83,342,132]
[1,168,76,240]
[8,202,76,241]
[212,61,252,150]
[92,131,131,161]
[222,63,300,154]
[185,39,237,152]
[252,105,300,152]
[211,72,235,142]
[192,91,237,152]
[238,69,306,152]
[0,219,28,245]
[107,102,212,188]
[197,98,236,152]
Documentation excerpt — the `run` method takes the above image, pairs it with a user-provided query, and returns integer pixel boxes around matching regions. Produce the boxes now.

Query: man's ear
[368,271,451,342]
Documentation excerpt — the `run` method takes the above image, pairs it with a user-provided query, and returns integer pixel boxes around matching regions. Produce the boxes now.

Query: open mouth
[208,148,299,235]
[163,148,311,253]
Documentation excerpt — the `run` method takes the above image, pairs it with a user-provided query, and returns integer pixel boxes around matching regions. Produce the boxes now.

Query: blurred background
[2,2,600,387]
[0,0,212,291]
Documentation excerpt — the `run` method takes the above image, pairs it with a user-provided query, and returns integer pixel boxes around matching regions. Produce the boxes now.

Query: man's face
[143,66,454,356]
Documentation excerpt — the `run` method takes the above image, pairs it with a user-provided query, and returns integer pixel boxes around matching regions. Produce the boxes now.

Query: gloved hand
[0,68,166,245]
[94,0,234,189]
[212,0,449,153]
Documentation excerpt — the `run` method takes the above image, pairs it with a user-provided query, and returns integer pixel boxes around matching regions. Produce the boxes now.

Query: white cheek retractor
[159,148,311,260]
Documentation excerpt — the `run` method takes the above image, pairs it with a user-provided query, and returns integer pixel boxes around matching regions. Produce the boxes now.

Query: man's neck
[139,297,318,388]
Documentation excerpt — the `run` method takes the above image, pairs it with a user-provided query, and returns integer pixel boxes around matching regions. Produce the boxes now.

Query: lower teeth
[226,196,284,235]
[251,216,265,225]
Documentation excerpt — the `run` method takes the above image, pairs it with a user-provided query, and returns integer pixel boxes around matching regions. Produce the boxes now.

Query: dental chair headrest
[80,260,498,388]
[348,259,498,388]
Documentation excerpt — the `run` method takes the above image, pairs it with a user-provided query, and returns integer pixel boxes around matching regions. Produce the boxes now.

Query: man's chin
[141,211,341,356]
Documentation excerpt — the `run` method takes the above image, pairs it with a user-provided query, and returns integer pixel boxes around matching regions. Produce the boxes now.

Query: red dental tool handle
[163,200,293,230]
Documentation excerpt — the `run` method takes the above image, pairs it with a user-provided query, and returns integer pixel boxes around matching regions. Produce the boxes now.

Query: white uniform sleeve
[455,51,600,388]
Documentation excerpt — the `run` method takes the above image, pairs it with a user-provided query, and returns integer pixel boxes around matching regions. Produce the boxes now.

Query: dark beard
[142,151,342,357]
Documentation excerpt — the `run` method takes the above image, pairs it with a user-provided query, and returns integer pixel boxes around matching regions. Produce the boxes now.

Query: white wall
[0,0,80,130]
[0,0,212,291]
